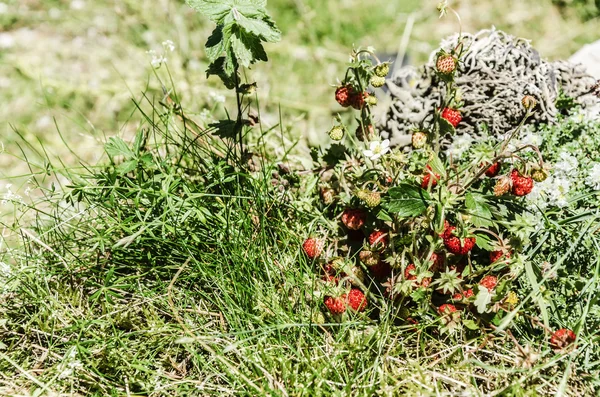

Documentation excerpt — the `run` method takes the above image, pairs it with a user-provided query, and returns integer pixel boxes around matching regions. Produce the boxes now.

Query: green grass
[1,77,599,395]
[1,0,600,395]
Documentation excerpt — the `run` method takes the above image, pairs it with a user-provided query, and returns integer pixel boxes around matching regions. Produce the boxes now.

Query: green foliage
[187,0,281,87]
[384,184,431,217]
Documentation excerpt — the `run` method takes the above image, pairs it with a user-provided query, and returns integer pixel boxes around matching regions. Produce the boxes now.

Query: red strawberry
[550,328,576,351]
[436,54,457,74]
[510,169,534,196]
[479,275,498,291]
[350,91,367,110]
[421,165,441,189]
[324,295,347,314]
[490,250,511,263]
[368,229,389,250]
[484,162,501,177]
[442,225,476,255]
[341,209,367,230]
[302,238,323,259]
[347,289,367,312]
[438,303,458,315]
[335,85,352,107]
[441,108,462,128]
[453,288,474,300]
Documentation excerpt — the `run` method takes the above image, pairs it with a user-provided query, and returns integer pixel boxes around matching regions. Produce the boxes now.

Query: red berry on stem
[550,328,576,351]
[436,54,457,74]
[341,208,367,230]
[438,303,458,315]
[421,165,441,189]
[302,238,323,259]
[510,169,534,196]
[485,162,501,177]
[347,289,367,312]
[368,229,389,250]
[324,295,347,314]
[335,85,352,107]
[479,275,498,291]
[441,108,462,128]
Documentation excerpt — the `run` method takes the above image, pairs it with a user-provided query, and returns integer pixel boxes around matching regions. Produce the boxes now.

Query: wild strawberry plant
[302,5,577,339]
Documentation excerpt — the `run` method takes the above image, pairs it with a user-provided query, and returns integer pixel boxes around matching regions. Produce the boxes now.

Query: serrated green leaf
[384,183,431,218]
[205,25,230,62]
[105,137,134,159]
[206,57,237,89]
[236,13,281,42]
[376,209,392,222]
[465,192,493,227]
[232,27,268,67]
[463,319,479,330]
[428,152,446,178]
[209,119,239,139]
[116,159,138,175]
[186,0,234,23]
[474,232,494,251]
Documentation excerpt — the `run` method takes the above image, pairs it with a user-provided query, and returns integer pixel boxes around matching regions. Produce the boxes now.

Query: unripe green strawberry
[359,250,380,266]
[365,93,378,106]
[531,168,548,182]
[328,125,345,141]
[374,62,390,77]
[411,131,427,149]
[522,95,537,110]
[356,189,381,208]
[436,54,457,74]
[370,75,386,88]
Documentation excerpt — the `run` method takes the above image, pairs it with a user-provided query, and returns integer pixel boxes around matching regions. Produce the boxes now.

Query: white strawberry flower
[363,139,390,161]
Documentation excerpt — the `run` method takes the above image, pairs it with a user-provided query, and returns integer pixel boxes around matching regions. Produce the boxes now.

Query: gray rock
[570,40,600,79]
[379,28,598,148]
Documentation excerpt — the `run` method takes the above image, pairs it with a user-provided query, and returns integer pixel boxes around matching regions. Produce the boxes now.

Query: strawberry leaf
[465,192,493,227]
[384,184,431,218]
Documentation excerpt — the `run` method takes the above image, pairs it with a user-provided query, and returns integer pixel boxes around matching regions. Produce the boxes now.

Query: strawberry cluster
[300,39,554,338]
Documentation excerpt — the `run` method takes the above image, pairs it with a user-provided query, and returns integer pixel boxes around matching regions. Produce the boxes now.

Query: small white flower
[546,176,571,208]
[554,152,578,177]
[146,50,167,68]
[585,163,600,190]
[162,40,175,52]
[209,91,226,104]
[363,139,390,161]
[446,134,472,158]
[520,131,543,147]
